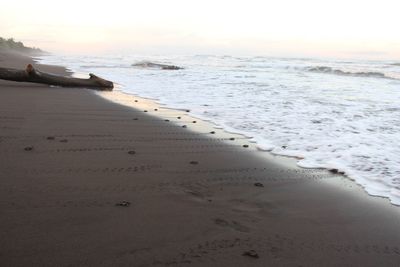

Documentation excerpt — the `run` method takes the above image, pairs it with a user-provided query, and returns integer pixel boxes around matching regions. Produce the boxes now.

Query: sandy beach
[1,50,400,266]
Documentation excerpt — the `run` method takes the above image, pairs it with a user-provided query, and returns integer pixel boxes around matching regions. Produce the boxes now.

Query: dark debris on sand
[242,250,259,259]
[115,201,131,207]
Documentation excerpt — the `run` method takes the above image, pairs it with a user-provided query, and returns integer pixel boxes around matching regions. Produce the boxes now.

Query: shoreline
[37,53,400,207]
[95,70,400,208]
[1,50,400,266]
[98,89,400,210]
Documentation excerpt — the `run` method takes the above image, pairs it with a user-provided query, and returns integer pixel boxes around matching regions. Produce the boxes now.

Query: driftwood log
[0,64,113,90]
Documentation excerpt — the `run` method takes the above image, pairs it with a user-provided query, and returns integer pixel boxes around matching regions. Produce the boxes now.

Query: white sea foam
[38,54,400,206]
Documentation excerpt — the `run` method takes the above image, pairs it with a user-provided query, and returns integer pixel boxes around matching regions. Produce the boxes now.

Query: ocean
[39,53,400,206]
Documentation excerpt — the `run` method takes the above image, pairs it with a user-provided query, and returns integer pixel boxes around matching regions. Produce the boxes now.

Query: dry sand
[1,50,400,266]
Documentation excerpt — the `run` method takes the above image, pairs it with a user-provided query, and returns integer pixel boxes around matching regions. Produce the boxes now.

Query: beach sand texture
[1,50,400,266]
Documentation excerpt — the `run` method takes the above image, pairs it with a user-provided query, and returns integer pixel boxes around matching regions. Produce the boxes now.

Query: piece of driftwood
[0,64,113,90]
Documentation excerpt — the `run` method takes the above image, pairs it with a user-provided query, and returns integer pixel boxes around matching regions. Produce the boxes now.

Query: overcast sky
[1,0,399,59]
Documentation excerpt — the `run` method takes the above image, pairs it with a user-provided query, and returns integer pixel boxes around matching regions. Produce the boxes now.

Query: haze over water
[1,0,400,60]
[40,53,400,205]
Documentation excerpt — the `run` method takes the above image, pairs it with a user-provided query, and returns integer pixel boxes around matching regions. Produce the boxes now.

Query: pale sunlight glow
[1,0,399,59]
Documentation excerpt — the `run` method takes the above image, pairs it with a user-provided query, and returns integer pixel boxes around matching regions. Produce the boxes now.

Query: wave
[80,64,130,69]
[132,61,183,70]
[306,66,390,79]
[390,63,400,66]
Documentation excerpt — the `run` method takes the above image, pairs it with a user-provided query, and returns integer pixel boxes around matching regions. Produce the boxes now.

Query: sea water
[39,54,400,205]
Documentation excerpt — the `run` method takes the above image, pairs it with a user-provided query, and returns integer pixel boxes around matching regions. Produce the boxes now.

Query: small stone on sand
[115,201,131,207]
[329,169,344,174]
[242,250,259,259]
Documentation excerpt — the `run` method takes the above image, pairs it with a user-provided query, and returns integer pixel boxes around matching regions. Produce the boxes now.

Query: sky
[1,0,399,59]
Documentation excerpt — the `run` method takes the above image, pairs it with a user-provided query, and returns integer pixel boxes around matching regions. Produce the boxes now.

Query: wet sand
[1,50,400,266]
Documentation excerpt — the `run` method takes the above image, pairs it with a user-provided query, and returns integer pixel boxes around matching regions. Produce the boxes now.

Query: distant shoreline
[0,37,46,56]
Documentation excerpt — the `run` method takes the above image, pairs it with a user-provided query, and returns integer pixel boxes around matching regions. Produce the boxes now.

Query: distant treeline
[0,37,43,54]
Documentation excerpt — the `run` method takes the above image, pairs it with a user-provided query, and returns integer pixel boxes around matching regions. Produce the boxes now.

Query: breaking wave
[80,64,130,69]
[306,66,391,79]
[132,61,183,70]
